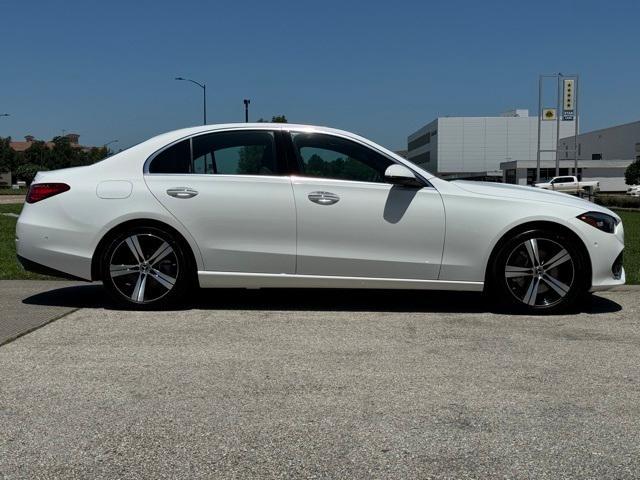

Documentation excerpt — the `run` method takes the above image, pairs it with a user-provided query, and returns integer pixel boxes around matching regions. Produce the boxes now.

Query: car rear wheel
[490,228,589,313]
[101,226,191,308]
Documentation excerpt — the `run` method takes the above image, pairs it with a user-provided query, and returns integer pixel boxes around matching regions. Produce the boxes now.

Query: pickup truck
[534,176,600,193]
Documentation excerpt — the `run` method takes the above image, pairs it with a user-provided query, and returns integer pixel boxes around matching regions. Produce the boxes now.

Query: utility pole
[243,99,250,123]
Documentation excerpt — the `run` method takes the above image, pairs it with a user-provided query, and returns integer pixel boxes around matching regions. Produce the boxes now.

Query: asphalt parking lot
[1,283,639,479]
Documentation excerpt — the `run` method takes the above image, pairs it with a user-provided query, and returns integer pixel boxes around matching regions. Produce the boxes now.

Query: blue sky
[1,0,638,151]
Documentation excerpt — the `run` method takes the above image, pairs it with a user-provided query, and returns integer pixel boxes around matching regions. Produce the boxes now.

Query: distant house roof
[9,141,35,152]
[9,133,87,152]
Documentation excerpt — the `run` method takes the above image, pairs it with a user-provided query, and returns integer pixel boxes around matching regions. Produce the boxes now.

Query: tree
[237,145,264,174]
[625,159,640,186]
[257,115,288,123]
[22,140,50,167]
[48,136,79,169]
[0,137,16,173]
[15,163,42,185]
[85,146,109,164]
[19,137,109,171]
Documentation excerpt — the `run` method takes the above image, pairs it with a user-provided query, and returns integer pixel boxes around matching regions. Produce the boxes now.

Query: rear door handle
[308,191,340,205]
[166,187,199,199]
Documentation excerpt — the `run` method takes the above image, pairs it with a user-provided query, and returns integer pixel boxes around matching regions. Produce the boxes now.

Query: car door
[287,131,445,280]
[569,176,579,191]
[144,128,296,274]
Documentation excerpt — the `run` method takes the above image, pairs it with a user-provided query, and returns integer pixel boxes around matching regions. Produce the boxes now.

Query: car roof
[155,122,367,142]
[104,123,435,180]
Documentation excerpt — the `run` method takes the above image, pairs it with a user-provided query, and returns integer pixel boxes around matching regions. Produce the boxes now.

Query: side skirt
[197,271,484,291]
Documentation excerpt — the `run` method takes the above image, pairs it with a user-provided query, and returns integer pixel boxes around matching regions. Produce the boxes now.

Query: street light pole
[175,77,207,125]
[243,99,250,123]
[103,140,118,153]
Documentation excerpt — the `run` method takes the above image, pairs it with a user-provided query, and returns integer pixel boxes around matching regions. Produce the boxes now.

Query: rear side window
[148,130,278,175]
[148,139,191,174]
[192,131,276,175]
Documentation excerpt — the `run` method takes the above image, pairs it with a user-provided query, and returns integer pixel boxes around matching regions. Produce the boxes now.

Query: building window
[410,151,431,168]
[408,132,431,151]
[505,169,516,184]
[592,153,602,160]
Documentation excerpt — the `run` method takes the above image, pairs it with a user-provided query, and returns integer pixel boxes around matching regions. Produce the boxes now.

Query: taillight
[26,183,70,204]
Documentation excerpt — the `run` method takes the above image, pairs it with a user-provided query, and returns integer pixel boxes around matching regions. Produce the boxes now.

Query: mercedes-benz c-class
[16,123,625,312]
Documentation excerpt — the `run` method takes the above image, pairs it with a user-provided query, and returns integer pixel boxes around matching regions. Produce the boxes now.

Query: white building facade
[407,109,577,178]
[558,120,640,162]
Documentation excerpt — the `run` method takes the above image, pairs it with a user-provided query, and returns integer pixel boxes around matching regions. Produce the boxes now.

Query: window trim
[144,128,283,176]
[143,127,432,188]
[284,130,432,187]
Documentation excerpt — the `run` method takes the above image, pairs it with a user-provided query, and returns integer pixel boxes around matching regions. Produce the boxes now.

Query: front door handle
[166,187,199,199]
[308,191,340,205]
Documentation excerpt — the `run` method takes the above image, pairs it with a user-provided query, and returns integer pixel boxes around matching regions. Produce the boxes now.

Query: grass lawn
[0,204,52,280]
[0,188,28,195]
[1,203,639,284]
[615,210,640,285]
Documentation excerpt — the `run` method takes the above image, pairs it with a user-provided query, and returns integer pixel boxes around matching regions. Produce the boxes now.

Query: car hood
[451,180,616,216]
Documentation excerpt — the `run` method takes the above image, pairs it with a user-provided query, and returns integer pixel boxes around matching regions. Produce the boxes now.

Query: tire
[489,228,590,314]
[100,226,192,309]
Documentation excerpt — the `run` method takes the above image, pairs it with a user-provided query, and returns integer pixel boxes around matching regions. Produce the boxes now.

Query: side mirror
[384,164,423,187]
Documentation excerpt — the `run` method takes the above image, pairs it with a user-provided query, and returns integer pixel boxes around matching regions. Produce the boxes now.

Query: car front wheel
[491,228,589,313]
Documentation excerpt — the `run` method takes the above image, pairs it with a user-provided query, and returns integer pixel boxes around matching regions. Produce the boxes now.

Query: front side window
[148,130,277,175]
[291,132,392,183]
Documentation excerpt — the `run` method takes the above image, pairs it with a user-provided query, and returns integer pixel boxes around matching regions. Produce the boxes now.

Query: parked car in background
[626,185,640,196]
[534,176,600,193]
[16,123,625,313]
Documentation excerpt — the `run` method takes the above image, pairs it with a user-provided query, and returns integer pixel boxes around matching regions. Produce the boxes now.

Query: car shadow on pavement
[22,283,623,314]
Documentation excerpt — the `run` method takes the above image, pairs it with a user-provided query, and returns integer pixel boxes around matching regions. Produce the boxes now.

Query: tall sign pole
[555,74,563,177]
[565,76,580,177]
[561,76,578,177]
[536,76,542,183]
[536,73,579,183]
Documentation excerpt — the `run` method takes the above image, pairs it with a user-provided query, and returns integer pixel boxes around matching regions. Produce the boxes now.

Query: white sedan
[626,186,640,196]
[16,123,625,313]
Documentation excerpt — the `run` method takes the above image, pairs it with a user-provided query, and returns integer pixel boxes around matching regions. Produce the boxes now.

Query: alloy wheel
[504,237,575,308]
[109,233,179,304]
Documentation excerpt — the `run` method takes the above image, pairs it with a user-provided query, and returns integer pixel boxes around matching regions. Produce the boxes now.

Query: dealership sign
[562,79,575,121]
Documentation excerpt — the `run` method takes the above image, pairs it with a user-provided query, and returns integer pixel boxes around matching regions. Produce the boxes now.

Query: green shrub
[594,194,640,209]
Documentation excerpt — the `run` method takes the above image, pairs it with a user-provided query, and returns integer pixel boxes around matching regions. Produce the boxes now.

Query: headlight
[577,211,619,234]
